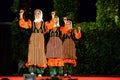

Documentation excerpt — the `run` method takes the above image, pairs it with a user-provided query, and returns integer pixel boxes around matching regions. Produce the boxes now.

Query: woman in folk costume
[60,19,82,77]
[60,17,69,38]
[19,9,47,76]
[45,11,64,77]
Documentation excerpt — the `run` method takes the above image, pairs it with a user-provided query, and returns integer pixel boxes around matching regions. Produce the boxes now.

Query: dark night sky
[0,0,54,22]
[0,0,96,22]
[0,0,14,22]
[0,0,96,75]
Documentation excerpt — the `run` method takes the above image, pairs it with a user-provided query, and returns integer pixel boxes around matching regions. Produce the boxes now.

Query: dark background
[0,0,96,75]
[0,0,96,22]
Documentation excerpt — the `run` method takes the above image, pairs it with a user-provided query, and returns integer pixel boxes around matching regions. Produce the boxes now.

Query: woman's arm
[19,9,31,29]
[74,26,82,39]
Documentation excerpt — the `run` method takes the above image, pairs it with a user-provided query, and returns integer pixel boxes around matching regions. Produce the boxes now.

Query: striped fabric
[63,38,76,59]
[46,37,63,58]
[27,33,47,66]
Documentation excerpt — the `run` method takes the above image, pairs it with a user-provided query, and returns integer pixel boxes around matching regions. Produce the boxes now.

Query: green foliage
[74,0,120,75]
[53,0,79,22]
[11,17,31,62]
[96,0,119,29]
[10,0,32,62]
[10,0,20,13]
[71,0,120,75]
[76,27,120,75]
[77,22,97,32]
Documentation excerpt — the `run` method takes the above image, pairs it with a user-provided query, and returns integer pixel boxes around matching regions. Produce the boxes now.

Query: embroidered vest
[32,21,44,33]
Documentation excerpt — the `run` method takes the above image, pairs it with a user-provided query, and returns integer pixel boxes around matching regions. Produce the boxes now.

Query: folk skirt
[63,38,76,59]
[26,33,47,68]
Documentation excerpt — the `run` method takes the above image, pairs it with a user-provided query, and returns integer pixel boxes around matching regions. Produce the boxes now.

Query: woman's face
[51,11,55,16]
[34,11,41,19]
[63,17,67,23]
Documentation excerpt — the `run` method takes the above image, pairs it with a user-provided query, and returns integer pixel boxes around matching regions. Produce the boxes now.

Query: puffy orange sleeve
[45,19,54,32]
[74,30,82,39]
[60,24,69,34]
[19,18,31,29]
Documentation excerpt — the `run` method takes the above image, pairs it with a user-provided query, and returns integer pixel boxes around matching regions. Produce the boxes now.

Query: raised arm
[19,9,31,29]
[74,25,82,39]
[45,11,57,33]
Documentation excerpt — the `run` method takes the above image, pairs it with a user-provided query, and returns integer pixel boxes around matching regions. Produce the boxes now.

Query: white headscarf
[56,16,60,27]
[54,16,60,27]
[34,9,43,22]
[67,20,72,29]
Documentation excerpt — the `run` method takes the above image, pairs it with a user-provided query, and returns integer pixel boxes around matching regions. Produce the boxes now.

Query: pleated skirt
[63,38,76,59]
[26,33,47,67]
[46,37,63,58]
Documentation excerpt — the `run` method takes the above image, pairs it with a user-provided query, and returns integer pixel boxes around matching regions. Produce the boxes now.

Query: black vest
[32,21,45,33]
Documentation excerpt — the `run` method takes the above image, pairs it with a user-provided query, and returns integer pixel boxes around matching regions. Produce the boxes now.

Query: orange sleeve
[74,30,82,39]
[45,21,49,33]
[45,19,54,32]
[49,19,55,29]
[60,24,69,34]
[19,18,31,29]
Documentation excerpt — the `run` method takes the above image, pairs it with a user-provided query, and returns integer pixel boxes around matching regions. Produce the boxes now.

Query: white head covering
[54,16,60,27]
[34,9,43,22]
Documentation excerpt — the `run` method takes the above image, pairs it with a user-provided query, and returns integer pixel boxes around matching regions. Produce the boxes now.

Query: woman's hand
[19,9,24,18]
[51,11,55,19]
[78,25,81,32]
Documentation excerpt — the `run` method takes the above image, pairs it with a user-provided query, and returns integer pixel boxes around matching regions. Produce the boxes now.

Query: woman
[60,16,68,38]
[19,9,47,76]
[60,19,82,77]
[46,11,64,77]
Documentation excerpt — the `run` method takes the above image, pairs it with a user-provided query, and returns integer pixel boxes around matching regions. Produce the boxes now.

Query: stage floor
[0,76,120,80]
